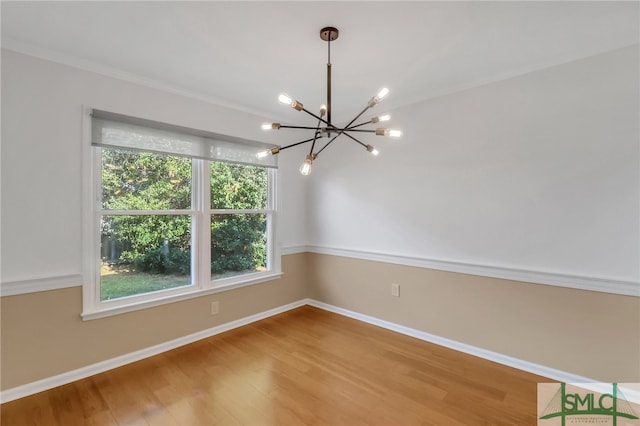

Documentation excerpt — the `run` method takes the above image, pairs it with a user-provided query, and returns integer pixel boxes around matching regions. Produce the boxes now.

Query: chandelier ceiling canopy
[257,26,402,175]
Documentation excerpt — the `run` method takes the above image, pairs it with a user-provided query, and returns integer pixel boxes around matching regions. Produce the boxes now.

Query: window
[100,149,194,301]
[82,110,279,319]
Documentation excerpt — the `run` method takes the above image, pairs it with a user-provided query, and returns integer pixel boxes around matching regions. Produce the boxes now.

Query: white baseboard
[0,300,307,403]
[1,298,605,404]
[305,299,596,385]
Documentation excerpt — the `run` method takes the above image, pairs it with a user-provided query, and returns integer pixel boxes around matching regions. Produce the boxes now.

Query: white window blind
[91,109,277,168]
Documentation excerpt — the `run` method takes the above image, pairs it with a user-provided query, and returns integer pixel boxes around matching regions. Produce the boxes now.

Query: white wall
[2,45,638,286]
[0,49,307,283]
[308,46,639,283]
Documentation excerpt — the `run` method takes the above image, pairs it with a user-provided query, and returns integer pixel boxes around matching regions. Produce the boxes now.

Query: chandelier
[257,27,402,175]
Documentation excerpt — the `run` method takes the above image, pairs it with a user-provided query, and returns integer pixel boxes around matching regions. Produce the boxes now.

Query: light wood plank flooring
[1,306,552,425]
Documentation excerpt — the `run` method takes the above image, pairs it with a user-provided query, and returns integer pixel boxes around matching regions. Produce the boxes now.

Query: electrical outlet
[210,301,219,315]
[391,283,400,297]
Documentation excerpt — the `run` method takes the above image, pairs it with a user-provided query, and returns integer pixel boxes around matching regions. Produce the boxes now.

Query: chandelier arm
[301,107,332,127]
[346,120,373,130]
[313,107,371,157]
[343,129,376,133]
[341,132,368,148]
[309,118,323,155]
[313,106,368,156]
[277,136,320,152]
[343,105,372,131]
[309,130,321,156]
[279,125,323,131]
[314,132,342,157]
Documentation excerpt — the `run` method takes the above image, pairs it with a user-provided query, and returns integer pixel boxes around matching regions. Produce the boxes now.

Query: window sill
[81,271,283,321]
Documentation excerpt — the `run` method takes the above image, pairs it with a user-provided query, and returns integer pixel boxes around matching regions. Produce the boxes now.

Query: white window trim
[81,107,281,320]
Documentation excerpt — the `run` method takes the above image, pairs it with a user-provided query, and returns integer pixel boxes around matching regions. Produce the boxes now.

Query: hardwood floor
[1,306,551,425]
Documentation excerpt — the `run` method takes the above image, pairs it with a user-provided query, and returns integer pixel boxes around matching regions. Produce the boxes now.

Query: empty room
[1,2,639,425]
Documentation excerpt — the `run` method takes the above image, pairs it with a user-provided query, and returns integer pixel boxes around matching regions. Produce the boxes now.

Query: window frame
[81,108,281,321]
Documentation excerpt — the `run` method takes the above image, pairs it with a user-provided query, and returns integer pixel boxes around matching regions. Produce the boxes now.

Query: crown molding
[1,39,274,120]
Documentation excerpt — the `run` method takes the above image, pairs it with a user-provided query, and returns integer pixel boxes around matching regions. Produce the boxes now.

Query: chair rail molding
[1,274,83,297]
[2,246,637,297]
[305,245,640,297]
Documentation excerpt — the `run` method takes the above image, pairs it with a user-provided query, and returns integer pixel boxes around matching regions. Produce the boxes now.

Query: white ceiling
[2,1,638,122]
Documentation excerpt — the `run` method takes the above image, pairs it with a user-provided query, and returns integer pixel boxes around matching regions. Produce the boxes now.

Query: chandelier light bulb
[257,147,281,158]
[320,104,327,116]
[261,123,281,130]
[299,155,313,175]
[278,93,303,111]
[369,88,390,107]
[372,114,391,123]
[377,88,389,100]
[278,94,293,105]
[300,162,311,175]
[376,128,402,138]
[366,145,380,156]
